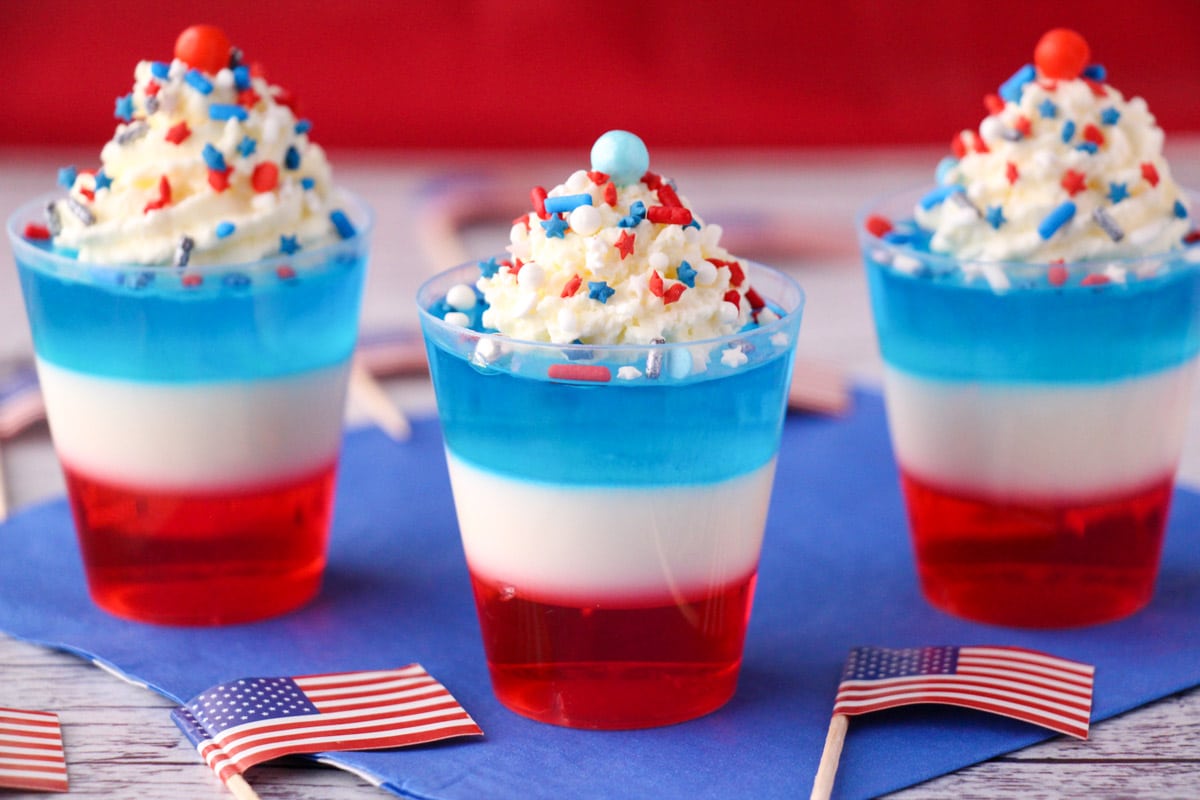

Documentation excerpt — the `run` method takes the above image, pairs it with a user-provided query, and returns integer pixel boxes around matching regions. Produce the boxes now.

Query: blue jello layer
[426,343,794,486]
[865,253,1200,383]
[15,248,367,383]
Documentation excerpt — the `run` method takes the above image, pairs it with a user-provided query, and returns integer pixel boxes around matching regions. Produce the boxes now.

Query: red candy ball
[175,24,233,75]
[1034,29,1090,80]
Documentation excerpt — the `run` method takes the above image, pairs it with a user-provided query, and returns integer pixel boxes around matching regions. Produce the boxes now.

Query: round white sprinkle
[695,260,718,285]
[443,311,470,328]
[569,205,602,237]
[648,251,670,271]
[517,262,546,290]
[720,301,740,324]
[446,283,477,310]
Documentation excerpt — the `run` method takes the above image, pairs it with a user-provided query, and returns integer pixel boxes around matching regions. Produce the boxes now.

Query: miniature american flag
[0,707,68,792]
[171,664,482,783]
[832,645,1094,739]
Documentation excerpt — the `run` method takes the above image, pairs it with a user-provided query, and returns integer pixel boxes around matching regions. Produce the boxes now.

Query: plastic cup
[860,187,1200,628]
[418,260,803,729]
[7,192,372,626]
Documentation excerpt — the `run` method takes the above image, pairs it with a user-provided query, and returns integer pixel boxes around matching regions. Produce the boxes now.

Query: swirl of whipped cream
[915,37,1191,263]
[478,133,758,345]
[50,35,344,266]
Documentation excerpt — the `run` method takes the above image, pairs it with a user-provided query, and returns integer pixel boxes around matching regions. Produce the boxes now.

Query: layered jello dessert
[859,30,1200,627]
[418,131,804,728]
[6,25,372,625]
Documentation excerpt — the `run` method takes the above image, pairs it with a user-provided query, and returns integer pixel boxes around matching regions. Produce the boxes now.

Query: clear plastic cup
[7,192,372,626]
[860,187,1200,627]
[418,260,803,728]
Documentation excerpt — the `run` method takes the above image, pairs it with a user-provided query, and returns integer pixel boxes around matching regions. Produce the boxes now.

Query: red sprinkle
[984,93,1005,115]
[207,167,232,193]
[1061,169,1087,197]
[604,181,617,207]
[1083,79,1107,98]
[727,261,746,287]
[615,230,635,259]
[663,283,687,305]
[272,86,299,113]
[181,274,203,288]
[509,258,524,277]
[164,121,191,144]
[145,81,161,97]
[561,274,582,297]
[143,175,172,213]
[252,162,279,193]
[512,214,531,231]
[641,171,663,190]
[1185,230,1200,244]
[1006,161,1019,185]
[23,222,51,240]
[1142,162,1160,187]
[1047,265,1069,286]
[237,88,261,109]
[531,186,549,219]
[745,287,765,310]
[646,206,693,225]
[950,133,967,160]
[723,289,741,306]
[1083,123,1105,146]
[1080,273,1110,287]
[548,364,611,383]
[79,187,95,202]
[276,265,296,280]
[649,270,664,297]
[1014,116,1032,137]
[970,130,990,154]
[865,214,893,238]
[656,184,682,207]
[587,170,609,185]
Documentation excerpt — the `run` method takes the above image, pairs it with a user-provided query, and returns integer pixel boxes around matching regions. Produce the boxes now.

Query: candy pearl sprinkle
[590,130,649,187]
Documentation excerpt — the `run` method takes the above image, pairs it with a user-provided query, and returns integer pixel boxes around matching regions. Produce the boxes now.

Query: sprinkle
[275,235,299,255]
[568,204,602,235]
[202,143,227,172]
[1061,120,1076,143]
[276,265,297,280]
[619,200,647,228]
[145,95,160,114]
[998,63,1036,103]
[446,284,477,310]
[663,283,686,304]
[207,167,232,192]
[723,289,741,307]
[65,196,95,225]
[295,119,313,135]
[238,87,261,108]
[721,346,749,368]
[233,64,251,90]
[1061,169,1087,197]
[143,175,172,213]
[45,202,61,236]
[649,271,664,297]
[999,127,1023,142]
[1093,207,1124,241]
[984,93,1005,114]
[181,273,203,287]
[985,205,1006,229]
[330,209,356,239]
[677,260,697,287]
[79,187,95,202]
[949,191,982,217]
[1075,142,1099,155]
[614,230,636,259]
[919,184,964,210]
[647,206,693,225]
[93,169,113,191]
[1142,162,1160,187]
[284,146,301,170]
[548,363,611,382]
[165,121,191,144]
[950,133,967,159]
[479,257,502,278]
[1038,99,1058,119]
[934,156,958,186]
[252,162,279,192]
[1006,161,1019,185]
[617,366,643,381]
[1175,200,1189,219]
[1186,230,1200,245]
[1083,124,1105,146]
[1080,273,1110,287]
[656,183,682,208]
[604,181,617,207]
[184,70,214,95]
[238,136,257,157]
[641,171,663,190]
[215,221,236,238]
[301,177,315,190]
[1048,264,1068,286]
[150,61,171,80]
[57,166,77,188]
[589,130,649,186]
[223,273,251,289]
[174,235,195,267]
[1013,116,1032,137]
[645,338,666,379]
[1083,78,1107,97]
[443,311,470,327]
[1100,107,1121,125]
[210,103,248,121]
[530,186,549,219]
[1038,201,1076,239]
[540,214,569,238]
[114,93,134,121]
[745,287,765,310]
[1108,182,1129,203]
[115,120,149,145]
[561,274,582,297]
[587,170,609,184]
[864,214,893,238]
[588,281,615,303]
[544,193,592,214]
[23,222,51,240]
[1083,64,1106,81]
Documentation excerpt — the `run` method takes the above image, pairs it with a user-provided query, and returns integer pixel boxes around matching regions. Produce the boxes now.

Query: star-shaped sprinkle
[93,169,112,191]
[540,214,569,239]
[279,234,301,255]
[985,205,1006,229]
[238,136,257,157]
[114,93,134,121]
[479,257,501,278]
[1038,99,1058,119]
[588,281,615,303]
[677,260,697,287]
[57,166,77,188]
[1061,169,1087,197]
[164,121,191,144]
[1100,107,1121,125]
[1108,182,1129,203]
[615,230,636,259]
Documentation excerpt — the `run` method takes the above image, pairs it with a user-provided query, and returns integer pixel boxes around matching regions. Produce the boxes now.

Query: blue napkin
[1,390,1199,800]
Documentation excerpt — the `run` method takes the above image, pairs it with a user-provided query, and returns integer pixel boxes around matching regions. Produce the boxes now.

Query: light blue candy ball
[935,156,959,186]
[591,130,650,186]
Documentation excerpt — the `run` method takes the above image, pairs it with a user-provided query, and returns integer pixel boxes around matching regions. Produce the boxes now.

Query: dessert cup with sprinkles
[419,260,803,729]
[860,30,1200,628]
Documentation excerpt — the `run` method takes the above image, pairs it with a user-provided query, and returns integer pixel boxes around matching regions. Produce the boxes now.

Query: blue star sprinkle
[1038,99,1058,119]
[114,93,134,121]
[1108,182,1129,203]
[540,214,569,239]
[479,257,502,278]
[1100,107,1121,126]
[588,281,615,303]
[279,235,301,255]
[677,260,697,287]
[93,169,113,191]
[238,136,258,157]
[985,205,1006,230]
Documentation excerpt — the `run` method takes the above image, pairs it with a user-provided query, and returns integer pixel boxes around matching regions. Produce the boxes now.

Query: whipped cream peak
[47,25,353,266]
[914,30,1192,263]
[469,131,762,345]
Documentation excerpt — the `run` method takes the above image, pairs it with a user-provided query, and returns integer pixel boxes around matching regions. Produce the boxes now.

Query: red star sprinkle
[238,88,261,108]
[663,283,686,305]
[1061,169,1087,197]
[615,230,635,259]
[144,175,172,213]
[164,121,191,144]
[723,289,741,306]
[1006,161,1019,185]
[561,274,582,297]
[207,167,232,193]
[1083,124,1105,146]
[649,270,664,297]
[1142,162,1160,187]
[145,81,161,97]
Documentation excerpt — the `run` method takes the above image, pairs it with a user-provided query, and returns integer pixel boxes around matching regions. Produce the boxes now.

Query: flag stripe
[836,675,1092,709]
[833,689,1090,730]
[0,707,68,792]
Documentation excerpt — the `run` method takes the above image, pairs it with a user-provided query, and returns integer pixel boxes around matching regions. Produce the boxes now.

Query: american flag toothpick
[0,707,69,793]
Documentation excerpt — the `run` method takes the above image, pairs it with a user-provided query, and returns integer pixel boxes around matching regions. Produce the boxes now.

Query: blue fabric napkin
[1,390,1199,800]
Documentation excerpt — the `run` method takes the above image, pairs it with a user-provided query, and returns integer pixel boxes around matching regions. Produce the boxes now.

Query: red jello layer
[470,571,756,729]
[900,468,1173,627]
[63,461,338,626]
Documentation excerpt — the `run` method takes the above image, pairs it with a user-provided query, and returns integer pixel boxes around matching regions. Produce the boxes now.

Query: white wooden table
[3,146,1200,799]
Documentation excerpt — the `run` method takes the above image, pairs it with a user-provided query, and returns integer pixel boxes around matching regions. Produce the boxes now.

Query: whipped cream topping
[474,132,760,345]
[915,32,1191,263]
[48,30,348,266]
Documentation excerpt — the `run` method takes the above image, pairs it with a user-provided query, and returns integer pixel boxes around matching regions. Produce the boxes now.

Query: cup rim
[6,187,374,277]
[856,183,1200,273]
[416,257,805,354]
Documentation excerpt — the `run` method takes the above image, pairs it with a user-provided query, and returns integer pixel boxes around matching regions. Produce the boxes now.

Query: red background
[2,0,1197,151]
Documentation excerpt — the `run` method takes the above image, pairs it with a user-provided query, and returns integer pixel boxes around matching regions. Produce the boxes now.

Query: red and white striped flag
[171,664,483,784]
[832,645,1094,739]
[0,707,68,792]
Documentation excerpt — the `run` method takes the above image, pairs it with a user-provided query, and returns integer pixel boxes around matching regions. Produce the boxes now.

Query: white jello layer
[37,359,349,489]
[446,452,776,604]
[883,360,1197,499]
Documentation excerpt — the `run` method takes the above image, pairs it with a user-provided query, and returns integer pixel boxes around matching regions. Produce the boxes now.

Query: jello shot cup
[6,193,371,625]
[859,187,1200,628]
[419,260,803,728]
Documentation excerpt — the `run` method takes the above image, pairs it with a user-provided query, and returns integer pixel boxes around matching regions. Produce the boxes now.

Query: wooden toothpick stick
[810,713,849,800]
[224,773,262,800]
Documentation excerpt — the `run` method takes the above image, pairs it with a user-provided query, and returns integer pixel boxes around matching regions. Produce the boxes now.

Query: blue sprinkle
[232,65,251,91]
[684,218,701,231]
[883,231,913,245]
[57,165,77,188]
[149,61,171,80]
[985,205,1006,230]
[1038,201,1076,240]
[330,209,356,239]
[677,260,697,288]
[280,235,301,255]
[479,257,502,278]
[295,119,313,135]
[284,146,301,170]
[1175,200,1189,219]
[1108,182,1129,203]
[1061,120,1076,143]
[590,130,650,186]
[301,177,315,190]
[998,63,1036,103]
[1075,142,1099,155]
[93,169,112,191]
[918,184,964,210]
[209,103,248,121]
[588,281,615,303]
[1100,107,1121,126]
[1038,99,1058,119]
[201,143,226,172]
[238,136,257,157]
[223,272,251,289]
[114,93,134,121]
[540,214,569,239]
[934,156,959,186]
[184,70,213,95]
[215,221,236,239]
[544,193,592,214]
[1083,63,1106,81]
[619,200,647,228]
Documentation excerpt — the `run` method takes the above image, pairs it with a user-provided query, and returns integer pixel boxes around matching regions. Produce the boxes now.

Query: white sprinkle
[617,366,643,380]
[446,283,477,310]
[473,337,502,365]
[648,251,670,271]
[517,262,545,290]
[770,332,789,347]
[721,346,748,368]
[892,254,924,274]
[720,301,740,324]
[695,260,718,285]
[443,311,470,328]
[568,205,602,236]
